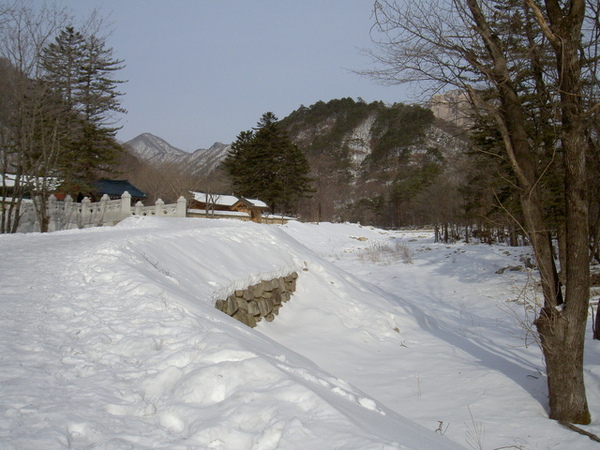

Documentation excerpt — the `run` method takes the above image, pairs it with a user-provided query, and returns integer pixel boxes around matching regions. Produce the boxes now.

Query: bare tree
[365,0,598,424]
[124,158,203,204]
[0,3,125,232]
[0,1,71,232]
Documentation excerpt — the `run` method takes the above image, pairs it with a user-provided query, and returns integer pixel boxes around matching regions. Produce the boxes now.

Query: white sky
[51,0,416,151]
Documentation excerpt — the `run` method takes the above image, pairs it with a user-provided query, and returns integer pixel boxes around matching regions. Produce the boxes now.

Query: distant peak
[135,132,160,140]
[125,134,231,173]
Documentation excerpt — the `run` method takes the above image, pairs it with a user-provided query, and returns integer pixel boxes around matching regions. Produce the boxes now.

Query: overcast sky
[52,1,415,152]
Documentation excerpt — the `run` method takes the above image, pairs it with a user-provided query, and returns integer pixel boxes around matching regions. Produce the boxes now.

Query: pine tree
[39,26,125,192]
[223,112,312,213]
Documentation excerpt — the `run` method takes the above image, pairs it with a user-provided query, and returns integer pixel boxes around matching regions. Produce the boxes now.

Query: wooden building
[188,192,270,223]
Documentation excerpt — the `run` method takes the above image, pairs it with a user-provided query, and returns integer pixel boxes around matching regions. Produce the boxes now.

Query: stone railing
[215,273,298,327]
[14,191,187,232]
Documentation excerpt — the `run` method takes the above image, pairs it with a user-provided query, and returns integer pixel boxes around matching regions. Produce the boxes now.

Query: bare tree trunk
[536,306,590,423]
[594,302,600,340]
[528,0,591,423]
[508,223,517,247]
[33,196,50,233]
[467,0,590,423]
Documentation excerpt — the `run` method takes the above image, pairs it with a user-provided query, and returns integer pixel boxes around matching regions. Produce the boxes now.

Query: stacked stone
[215,272,298,328]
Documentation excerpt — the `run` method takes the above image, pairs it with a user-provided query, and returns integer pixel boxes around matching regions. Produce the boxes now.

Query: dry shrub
[357,240,413,265]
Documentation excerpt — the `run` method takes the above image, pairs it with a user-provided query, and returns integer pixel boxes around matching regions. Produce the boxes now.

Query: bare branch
[524,0,560,46]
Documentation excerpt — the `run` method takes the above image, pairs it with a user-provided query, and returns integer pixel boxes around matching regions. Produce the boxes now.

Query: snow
[1,217,599,449]
[190,192,268,210]
[188,208,251,219]
[128,133,188,161]
[344,114,376,168]
[191,192,240,207]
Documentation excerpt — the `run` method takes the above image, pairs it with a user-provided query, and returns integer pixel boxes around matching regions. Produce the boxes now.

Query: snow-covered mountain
[125,133,231,174]
[125,133,188,161]
[187,141,232,174]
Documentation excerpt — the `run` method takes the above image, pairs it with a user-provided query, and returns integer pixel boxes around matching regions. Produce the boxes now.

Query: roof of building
[0,174,61,190]
[192,192,239,207]
[234,197,269,209]
[191,192,268,209]
[94,180,146,199]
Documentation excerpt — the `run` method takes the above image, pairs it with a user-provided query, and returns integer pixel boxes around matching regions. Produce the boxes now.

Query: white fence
[13,191,187,232]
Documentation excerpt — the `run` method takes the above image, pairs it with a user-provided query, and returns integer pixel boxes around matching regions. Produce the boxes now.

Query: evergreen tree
[39,27,84,105]
[223,112,312,213]
[39,26,125,192]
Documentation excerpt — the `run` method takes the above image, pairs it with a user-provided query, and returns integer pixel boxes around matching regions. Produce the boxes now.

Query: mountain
[125,133,187,162]
[186,141,232,174]
[125,133,231,175]
[278,98,468,225]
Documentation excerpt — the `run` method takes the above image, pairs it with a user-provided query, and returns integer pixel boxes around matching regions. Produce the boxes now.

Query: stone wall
[215,272,298,327]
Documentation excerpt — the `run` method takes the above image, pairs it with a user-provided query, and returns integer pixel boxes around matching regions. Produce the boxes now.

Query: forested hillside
[278,98,468,227]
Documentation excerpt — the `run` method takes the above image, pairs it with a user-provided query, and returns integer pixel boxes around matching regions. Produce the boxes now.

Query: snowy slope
[125,133,231,174]
[126,132,188,161]
[0,217,463,449]
[2,218,600,449]
[186,142,232,174]
[262,222,600,449]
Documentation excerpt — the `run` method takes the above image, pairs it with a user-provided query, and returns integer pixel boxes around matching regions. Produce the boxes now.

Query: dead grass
[357,240,413,265]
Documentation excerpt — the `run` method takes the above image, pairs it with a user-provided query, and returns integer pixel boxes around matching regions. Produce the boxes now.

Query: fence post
[81,197,91,227]
[135,201,143,216]
[155,198,164,216]
[177,196,187,217]
[121,191,131,220]
[64,195,73,229]
[97,194,109,226]
[48,194,57,232]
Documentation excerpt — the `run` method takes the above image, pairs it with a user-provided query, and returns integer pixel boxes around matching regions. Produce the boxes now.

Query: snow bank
[0,217,462,449]
[264,221,600,449]
[4,217,599,449]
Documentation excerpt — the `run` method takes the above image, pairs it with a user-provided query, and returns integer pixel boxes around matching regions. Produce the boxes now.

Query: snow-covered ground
[1,217,599,449]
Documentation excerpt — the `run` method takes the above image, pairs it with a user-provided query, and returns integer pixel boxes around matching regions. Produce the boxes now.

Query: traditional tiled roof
[94,180,146,199]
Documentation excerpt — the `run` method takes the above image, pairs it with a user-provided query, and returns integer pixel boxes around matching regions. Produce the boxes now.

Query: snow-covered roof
[243,197,268,208]
[0,173,61,190]
[0,174,16,187]
[191,192,239,207]
[190,191,268,209]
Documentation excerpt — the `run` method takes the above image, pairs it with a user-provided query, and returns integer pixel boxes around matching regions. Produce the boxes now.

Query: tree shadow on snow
[391,287,549,410]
